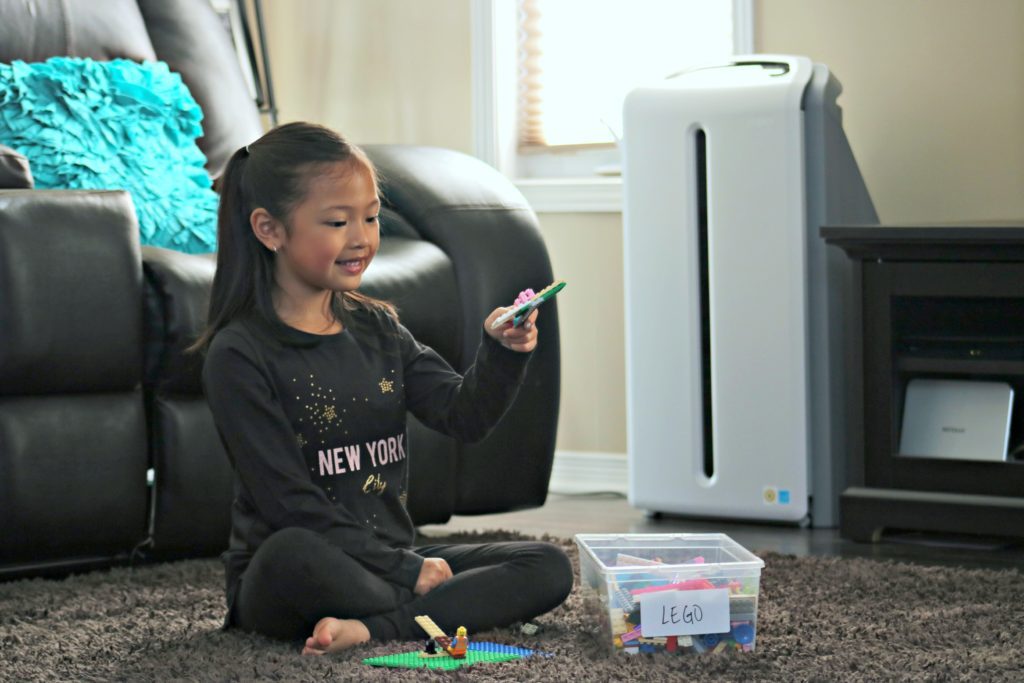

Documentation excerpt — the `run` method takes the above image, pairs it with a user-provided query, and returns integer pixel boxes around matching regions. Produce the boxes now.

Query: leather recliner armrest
[0,189,144,393]
[0,145,33,189]
[141,246,216,396]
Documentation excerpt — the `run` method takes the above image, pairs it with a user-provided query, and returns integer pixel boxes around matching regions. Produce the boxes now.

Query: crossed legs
[232,528,574,653]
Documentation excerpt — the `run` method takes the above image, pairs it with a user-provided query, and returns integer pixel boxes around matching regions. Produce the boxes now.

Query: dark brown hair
[186,122,395,355]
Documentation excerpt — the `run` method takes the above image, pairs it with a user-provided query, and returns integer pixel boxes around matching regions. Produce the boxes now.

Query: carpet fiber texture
[2,530,1022,682]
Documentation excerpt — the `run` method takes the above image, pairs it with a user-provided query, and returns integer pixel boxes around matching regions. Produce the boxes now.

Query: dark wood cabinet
[822,224,1024,542]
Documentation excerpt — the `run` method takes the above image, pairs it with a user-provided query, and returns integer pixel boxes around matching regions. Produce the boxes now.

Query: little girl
[189,122,573,655]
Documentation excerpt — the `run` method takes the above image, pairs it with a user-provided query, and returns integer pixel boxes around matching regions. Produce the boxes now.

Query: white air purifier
[623,55,877,526]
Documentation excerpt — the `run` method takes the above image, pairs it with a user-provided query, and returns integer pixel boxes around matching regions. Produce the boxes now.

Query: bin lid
[574,533,765,573]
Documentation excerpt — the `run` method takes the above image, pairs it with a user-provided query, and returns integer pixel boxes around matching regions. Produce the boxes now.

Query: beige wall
[539,213,627,454]
[263,0,1024,455]
[756,0,1024,223]
[262,0,473,153]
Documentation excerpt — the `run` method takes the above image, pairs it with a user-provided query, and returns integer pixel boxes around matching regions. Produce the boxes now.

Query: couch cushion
[0,190,143,394]
[0,0,157,64]
[0,57,219,254]
[149,396,232,556]
[0,392,148,567]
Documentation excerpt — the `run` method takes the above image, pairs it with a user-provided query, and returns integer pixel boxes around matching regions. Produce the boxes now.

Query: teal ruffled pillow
[0,57,218,254]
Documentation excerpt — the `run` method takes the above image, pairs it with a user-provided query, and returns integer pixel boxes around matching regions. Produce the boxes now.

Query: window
[472,0,753,211]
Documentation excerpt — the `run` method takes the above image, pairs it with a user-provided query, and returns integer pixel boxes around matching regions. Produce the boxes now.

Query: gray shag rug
[2,530,1022,682]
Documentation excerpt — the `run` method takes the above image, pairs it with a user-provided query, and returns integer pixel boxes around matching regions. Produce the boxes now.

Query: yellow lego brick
[414,615,446,640]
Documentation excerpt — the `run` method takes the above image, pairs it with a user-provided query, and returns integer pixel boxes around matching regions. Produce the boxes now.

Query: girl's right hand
[414,557,453,595]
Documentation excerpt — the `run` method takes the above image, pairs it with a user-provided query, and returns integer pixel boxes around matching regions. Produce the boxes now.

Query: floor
[418,492,1024,571]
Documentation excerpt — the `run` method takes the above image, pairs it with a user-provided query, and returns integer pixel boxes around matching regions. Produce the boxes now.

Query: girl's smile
[334,257,367,276]
[335,258,365,273]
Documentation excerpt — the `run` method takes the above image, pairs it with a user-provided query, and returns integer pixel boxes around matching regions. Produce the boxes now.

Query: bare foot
[301,617,371,656]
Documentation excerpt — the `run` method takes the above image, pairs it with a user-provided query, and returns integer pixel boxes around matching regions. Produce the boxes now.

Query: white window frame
[471,0,754,213]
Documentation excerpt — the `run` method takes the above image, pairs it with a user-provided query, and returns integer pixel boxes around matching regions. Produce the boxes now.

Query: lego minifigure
[447,626,469,659]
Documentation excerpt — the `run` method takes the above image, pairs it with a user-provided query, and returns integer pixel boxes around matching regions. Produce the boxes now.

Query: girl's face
[277,161,381,293]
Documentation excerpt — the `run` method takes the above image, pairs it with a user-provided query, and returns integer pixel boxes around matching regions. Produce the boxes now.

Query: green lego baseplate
[362,648,523,670]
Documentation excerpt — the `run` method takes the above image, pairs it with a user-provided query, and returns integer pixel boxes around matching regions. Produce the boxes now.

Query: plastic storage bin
[574,533,765,655]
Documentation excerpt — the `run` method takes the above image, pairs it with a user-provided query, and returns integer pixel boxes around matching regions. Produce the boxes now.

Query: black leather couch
[0,0,560,579]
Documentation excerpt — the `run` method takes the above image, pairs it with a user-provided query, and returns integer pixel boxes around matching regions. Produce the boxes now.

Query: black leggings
[232,527,574,642]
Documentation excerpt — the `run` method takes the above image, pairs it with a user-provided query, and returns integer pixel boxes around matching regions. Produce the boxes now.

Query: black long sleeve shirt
[201,307,531,613]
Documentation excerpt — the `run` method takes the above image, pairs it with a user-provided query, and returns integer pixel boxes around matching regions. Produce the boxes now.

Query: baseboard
[548,450,629,495]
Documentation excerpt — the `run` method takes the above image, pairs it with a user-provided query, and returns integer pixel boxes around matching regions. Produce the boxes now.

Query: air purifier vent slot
[696,128,714,480]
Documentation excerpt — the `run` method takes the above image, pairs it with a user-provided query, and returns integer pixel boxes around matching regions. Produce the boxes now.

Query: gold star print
[297,433,307,447]
[379,378,394,394]
[298,375,344,432]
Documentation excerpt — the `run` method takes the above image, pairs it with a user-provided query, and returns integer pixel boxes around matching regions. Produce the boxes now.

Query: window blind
[516,0,736,150]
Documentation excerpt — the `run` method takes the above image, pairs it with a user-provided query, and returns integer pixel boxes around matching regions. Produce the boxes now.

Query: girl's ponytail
[186,146,269,354]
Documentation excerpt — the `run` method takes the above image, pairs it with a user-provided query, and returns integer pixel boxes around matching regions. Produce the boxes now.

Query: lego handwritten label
[639,588,730,637]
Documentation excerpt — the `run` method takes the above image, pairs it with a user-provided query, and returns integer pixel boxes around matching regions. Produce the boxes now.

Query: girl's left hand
[484,307,539,353]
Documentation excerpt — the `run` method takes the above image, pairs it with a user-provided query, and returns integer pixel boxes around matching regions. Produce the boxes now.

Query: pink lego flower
[514,288,536,307]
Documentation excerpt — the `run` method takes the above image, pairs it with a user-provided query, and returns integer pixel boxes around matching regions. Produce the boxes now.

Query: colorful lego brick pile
[601,553,759,655]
